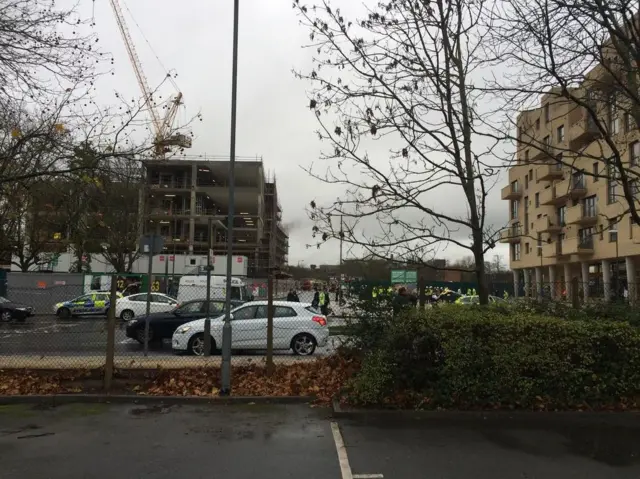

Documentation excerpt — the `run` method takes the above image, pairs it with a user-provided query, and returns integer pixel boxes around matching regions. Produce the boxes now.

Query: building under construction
[142,157,289,276]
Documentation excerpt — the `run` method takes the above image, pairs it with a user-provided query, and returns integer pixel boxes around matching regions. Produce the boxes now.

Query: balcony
[542,240,564,258]
[533,215,563,233]
[569,176,587,199]
[540,179,569,206]
[562,236,594,255]
[530,143,554,163]
[565,204,598,226]
[536,162,564,182]
[499,224,523,243]
[501,183,522,200]
[148,207,190,217]
[568,106,599,150]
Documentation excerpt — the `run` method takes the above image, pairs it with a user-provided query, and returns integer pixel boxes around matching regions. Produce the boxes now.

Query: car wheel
[136,327,154,344]
[57,307,71,319]
[291,333,317,356]
[0,310,12,322]
[187,333,216,356]
[120,310,134,321]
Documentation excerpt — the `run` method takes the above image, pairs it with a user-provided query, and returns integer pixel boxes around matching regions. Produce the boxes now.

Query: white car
[172,301,329,356]
[116,293,179,321]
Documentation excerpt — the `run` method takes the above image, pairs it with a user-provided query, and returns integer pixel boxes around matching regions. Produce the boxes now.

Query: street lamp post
[221,0,240,396]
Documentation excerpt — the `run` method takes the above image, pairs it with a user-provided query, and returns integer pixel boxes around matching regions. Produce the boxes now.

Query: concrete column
[189,164,197,254]
[602,259,612,302]
[564,263,572,301]
[535,267,543,301]
[548,266,556,299]
[523,269,530,298]
[512,269,520,298]
[626,257,637,305]
[581,262,589,301]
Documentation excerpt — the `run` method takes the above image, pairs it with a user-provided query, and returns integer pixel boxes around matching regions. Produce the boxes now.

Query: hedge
[347,305,640,409]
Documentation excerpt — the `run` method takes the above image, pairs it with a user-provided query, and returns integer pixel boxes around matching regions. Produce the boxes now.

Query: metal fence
[0,273,342,371]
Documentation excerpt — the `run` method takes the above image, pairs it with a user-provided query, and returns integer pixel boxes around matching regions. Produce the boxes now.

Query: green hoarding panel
[390,270,417,284]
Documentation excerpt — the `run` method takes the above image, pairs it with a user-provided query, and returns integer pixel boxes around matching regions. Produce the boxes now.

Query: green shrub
[348,305,640,408]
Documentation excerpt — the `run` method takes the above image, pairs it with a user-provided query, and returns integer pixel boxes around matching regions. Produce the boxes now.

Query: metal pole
[204,218,212,356]
[144,249,152,356]
[221,0,240,396]
[338,215,343,305]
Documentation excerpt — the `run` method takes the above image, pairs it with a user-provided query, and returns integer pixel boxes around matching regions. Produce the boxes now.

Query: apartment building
[502,76,640,302]
[143,158,289,276]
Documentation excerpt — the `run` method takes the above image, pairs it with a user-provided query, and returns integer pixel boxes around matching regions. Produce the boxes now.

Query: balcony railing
[501,183,522,200]
[498,224,522,243]
[562,236,594,255]
[566,203,597,226]
[149,179,190,189]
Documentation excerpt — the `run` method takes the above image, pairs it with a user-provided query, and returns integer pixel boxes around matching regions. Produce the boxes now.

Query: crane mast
[109,0,191,158]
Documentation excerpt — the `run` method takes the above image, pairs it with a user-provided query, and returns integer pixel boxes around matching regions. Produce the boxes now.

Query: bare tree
[294,0,501,303]
[489,0,640,228]
[0,0,100,109]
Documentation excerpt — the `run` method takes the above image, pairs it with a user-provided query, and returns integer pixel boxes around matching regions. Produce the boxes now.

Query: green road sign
[390,270,417,284]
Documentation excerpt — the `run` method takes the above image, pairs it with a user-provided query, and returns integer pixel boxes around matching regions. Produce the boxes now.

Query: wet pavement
[1,404,639,478]
[340,411,640,478]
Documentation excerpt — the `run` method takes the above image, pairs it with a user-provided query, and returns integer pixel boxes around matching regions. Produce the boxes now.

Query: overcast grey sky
[86,0,509,267]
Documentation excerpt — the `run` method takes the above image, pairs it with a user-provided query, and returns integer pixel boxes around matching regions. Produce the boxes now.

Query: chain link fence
[0,272,346,370]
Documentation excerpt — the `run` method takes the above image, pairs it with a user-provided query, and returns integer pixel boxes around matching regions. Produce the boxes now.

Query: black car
[0,296,35,322]
[125,299,245,343]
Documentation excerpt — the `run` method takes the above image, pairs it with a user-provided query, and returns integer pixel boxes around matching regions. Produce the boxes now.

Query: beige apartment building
[502,67,640,302]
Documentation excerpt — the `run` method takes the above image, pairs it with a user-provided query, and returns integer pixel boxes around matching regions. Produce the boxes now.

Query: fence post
[571,277,579,309]
[104,274,118,392]
[266,269,274,376]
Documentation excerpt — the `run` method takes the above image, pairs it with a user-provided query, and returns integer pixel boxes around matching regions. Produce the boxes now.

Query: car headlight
[177,326,191,334]
[15,307,26,311]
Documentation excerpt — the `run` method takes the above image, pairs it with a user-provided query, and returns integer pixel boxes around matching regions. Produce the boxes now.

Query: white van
[177,275,253,304]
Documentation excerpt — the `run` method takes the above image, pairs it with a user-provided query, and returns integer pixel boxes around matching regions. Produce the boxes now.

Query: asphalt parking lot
[0,315,341,367]
[0,403,638,479]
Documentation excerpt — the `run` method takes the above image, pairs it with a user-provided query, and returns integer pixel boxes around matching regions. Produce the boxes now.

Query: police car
[53,291,115,318]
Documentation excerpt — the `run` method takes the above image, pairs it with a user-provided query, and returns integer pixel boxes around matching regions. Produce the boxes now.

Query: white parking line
[331,422,353,479]
[331,422,384,479]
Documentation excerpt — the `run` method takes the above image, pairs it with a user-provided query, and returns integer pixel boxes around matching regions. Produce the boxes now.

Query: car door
[150,294,176,313]
[159,301,204,338]
[229,305,261,349]
[71,294,94,315]
[93,293,110,315]
[273,306,299,349]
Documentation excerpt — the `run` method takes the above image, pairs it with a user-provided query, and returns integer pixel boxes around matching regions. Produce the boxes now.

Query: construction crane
[109,0,192,158]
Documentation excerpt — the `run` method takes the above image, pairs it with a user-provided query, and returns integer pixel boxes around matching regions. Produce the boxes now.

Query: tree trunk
[472,240,489,305]
[103,274,118,392]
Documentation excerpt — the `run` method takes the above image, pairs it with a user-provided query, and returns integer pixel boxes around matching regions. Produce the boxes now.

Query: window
[609,99,620,134]
[631,141,640,166]
[583,195,597,217]
[557,125,565,143]
[511,199,519,220]
[232,305,258,320]
[151,294,173,304]
[544,104,550,123]
[593,162,598,182]
[511,179,519,193]
[189,258,197,266]
[579,227,595,248]
[607,177,617,204]
[557,206,566,226]
[555,153,563,171]
[230,286,242,300]
[543,135,551,148]
[525,174,529,189]
[529,169,533,181]
[179,301,203,313]
[609,219,618,242]
[203,301,226,314]
[524,196,529,234]
[128,294,147,302]
[535,192,540,207]
[525,243,530,254]
[572,171,585,189]
[97,294,110,302]
[275,306,297,318]
[535,118,540,130]
[512,242,521,261]
[624,112,631,133]
[524,150,529,163]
